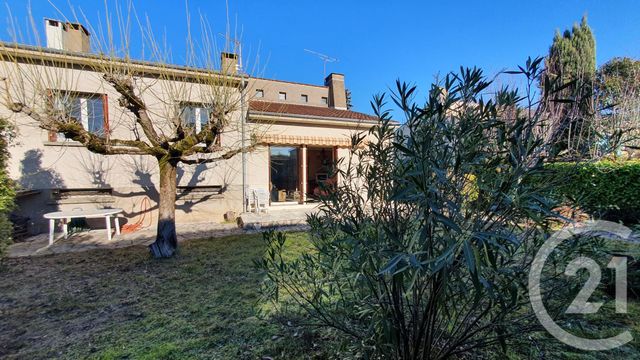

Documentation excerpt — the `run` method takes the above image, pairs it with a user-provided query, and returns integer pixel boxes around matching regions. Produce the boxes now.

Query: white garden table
[43,208,123,245]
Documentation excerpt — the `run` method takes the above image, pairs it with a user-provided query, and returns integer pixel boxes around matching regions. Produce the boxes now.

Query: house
[0,20,380,235]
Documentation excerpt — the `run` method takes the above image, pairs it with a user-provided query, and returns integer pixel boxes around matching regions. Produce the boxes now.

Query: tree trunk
[149,159,178,258]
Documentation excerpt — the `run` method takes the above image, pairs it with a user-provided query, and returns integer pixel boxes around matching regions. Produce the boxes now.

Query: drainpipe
[241,75,248,213]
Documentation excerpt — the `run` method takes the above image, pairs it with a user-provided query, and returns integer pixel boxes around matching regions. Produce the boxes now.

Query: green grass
[0,232,338,359]
[504,238,640,359]
[1,232,640,359]
[502,298,640,360]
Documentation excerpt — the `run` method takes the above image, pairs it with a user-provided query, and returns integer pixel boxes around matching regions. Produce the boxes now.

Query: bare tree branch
[179,144,256,164]
[102,73,164,148]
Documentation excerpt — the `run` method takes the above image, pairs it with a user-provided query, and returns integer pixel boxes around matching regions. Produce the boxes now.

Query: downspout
[241,74,248,213]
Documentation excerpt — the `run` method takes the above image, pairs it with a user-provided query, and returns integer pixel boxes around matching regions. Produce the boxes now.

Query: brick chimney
[221,52,239,75]
[324,73,347,110]
[45,19,90,52]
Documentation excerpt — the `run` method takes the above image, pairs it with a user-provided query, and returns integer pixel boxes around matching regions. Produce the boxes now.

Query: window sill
[176,193,225,202]
[43,141,86,147]
[47,195,115,205]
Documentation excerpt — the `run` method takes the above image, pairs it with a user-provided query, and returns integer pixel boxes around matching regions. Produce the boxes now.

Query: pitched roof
[249,100,378,122]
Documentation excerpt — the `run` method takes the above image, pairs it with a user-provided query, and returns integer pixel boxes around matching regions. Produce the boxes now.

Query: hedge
[545,160,640,222]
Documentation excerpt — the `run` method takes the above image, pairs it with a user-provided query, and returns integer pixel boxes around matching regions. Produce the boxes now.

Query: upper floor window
[278,92,287,101]
[255,89,264,98]
[300,94,308,103]
[51,91,107,141]
[321,96,328,105]
[180,103,211,133]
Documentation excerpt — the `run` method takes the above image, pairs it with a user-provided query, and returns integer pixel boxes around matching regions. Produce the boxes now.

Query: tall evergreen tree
[543,16,597,157]
[546,16,596,87]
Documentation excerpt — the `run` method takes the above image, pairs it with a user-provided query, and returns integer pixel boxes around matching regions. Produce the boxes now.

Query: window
[51,91,107,141]
[278,92,287,101]
[180,103,212,133]
[255,89,264,98]
[321,96,328,105]
[300,94,308,103]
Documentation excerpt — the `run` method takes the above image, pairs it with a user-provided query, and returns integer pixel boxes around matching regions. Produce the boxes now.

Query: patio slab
[6,204,319,258]
[239,203,319,229]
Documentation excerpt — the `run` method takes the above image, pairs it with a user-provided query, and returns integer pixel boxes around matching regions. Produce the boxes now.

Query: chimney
[45,19,90,52]
[324,73,347,110]
[221,52,239,75]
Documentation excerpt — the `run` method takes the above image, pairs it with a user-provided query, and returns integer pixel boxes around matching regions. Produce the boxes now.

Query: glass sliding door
[270,146,300,202]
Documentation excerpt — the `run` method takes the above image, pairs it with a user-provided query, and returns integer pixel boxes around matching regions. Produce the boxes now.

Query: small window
[179,103,222,147]
[180,103,211,133]
[321,96,328,105]
[278,92,287,101]
[255,89,264,98]
[51,91,107,141]
[300,94,308,103]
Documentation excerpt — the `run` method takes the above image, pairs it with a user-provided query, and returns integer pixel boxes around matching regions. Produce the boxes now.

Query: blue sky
[3,0,640,114]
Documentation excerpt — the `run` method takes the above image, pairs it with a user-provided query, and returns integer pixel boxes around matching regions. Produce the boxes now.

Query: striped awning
[260,134,353,147]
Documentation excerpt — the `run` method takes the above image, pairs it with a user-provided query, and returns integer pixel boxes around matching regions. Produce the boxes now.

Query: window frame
[255,89,264,98]
[180,102,210,134]
[278,92,287,101]
[48,90,109,142]
[300,94,308,103]
[179,102,222,147]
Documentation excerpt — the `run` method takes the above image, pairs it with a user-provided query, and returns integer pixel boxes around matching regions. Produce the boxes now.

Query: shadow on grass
[0,232,332,359]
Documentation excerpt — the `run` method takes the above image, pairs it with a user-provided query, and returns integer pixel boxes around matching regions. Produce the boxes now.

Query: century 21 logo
[529,220,633,351]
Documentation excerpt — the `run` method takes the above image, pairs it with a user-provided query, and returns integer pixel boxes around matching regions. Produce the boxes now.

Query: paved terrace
[7,204,318,258]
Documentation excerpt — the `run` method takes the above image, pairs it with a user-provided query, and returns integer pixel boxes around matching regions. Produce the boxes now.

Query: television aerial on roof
[304,49,339,78]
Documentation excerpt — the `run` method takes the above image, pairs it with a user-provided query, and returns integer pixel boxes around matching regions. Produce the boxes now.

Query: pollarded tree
[0,5,259,257]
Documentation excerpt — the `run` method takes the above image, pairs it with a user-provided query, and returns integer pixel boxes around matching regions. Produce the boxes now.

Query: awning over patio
[259,134,353,147]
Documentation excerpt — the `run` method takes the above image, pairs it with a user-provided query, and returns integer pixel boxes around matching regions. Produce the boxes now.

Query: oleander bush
[546,161,640,222]
[260,59,588,359]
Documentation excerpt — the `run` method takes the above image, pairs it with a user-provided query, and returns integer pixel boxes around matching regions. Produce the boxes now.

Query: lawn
[1,231,639,359]
[0,232,336,359]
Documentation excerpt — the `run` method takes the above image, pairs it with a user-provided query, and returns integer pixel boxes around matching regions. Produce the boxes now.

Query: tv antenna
[304,49,338,78]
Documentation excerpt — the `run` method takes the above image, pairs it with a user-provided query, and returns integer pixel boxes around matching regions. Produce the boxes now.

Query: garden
[1,13,640,360]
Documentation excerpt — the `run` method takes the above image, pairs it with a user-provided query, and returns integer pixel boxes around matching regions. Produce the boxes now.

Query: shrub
[546,160,640,222]
[0,117,14,256]
[260,59,585,358]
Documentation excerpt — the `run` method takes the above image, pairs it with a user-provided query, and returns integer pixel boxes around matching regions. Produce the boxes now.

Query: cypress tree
[543,16,597,156]
[546,16,596,87]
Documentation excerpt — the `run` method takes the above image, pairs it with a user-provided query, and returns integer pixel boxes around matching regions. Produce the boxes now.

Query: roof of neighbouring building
[249,100,379,122]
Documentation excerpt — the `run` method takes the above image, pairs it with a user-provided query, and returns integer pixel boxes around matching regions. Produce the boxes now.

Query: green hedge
[546,160,640,222]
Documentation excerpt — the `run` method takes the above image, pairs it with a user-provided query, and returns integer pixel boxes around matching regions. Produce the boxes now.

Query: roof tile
[249,100,378,121]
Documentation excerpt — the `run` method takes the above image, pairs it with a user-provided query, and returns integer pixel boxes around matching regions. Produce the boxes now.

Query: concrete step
[238,206,318,230]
